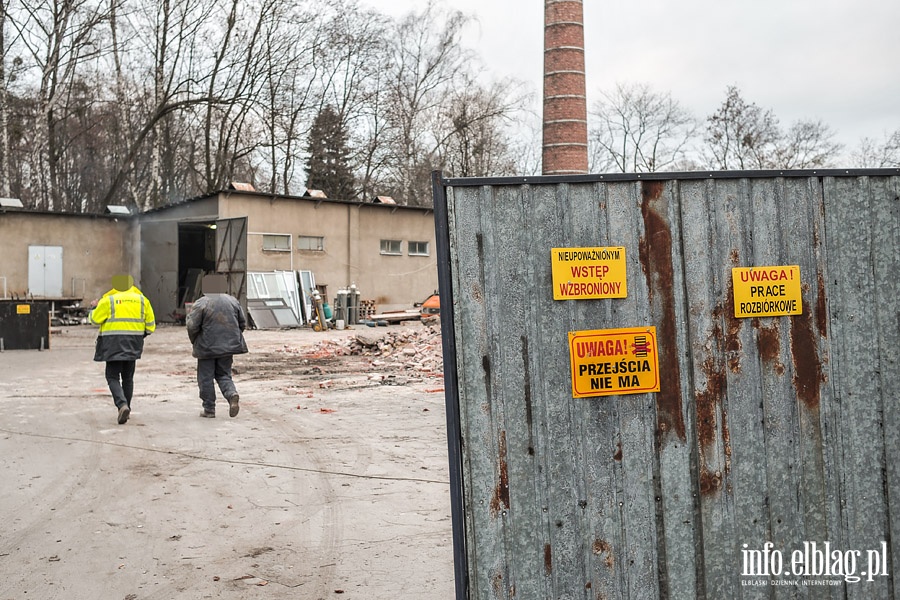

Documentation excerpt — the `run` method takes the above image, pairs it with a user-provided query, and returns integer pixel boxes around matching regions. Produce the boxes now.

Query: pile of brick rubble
[285,322,444,382]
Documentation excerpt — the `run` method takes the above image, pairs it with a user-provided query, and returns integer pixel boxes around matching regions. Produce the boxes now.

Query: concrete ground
[0,324,454,600]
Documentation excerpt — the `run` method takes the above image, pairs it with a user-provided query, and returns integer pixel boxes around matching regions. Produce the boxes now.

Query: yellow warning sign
[16,304,30,315]
[732,265,802,318]
[551,247,627,300]
[568,327,660,398]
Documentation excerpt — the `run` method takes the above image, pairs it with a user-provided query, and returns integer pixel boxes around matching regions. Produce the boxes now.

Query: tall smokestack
[542,0,588,175]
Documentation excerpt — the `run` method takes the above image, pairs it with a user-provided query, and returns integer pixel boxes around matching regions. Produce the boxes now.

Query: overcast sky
[363,0,900,162]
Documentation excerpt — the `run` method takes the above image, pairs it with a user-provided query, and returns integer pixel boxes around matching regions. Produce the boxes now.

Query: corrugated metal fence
[432,170,900,599]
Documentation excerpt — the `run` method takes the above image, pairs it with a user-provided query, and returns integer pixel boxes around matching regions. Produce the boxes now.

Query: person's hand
[90,299,98,308]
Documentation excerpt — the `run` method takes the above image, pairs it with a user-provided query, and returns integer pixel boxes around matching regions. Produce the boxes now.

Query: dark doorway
[178,223,216,311]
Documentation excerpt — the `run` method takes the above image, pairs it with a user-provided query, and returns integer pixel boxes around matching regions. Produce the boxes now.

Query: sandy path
[0,324,453,599]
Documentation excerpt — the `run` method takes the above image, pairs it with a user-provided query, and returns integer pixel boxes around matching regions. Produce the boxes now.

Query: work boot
[227,394,240,418]
[199,410,216,418]
[117,405,130,425]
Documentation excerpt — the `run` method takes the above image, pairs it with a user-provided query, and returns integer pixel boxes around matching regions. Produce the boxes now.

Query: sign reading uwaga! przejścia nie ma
[552,247,627,300]
[732,265,802,318]
[569,327,660,398]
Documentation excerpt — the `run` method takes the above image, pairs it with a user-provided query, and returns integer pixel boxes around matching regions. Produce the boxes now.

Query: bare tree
[107,0,139,209]
[506,108,542,176]
[774,118,843,169]
[100,0,281,209]
[353,66,393,201]
[313,0,388,199]
[380,0,470,205]
[851,128,900,167]
[315,0,387,124]
[433,74,525,178]
[589,82,698,173]
[254,4,324,195]
[5,0,112,210]
[197,0,299,194]
[704,86,842,170]
[0,0,13,197]
[704,86,780,170]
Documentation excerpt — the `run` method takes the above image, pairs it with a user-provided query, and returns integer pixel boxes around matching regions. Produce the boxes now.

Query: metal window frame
[408,240,430,256]
[380,239,402,255]
[261,233,291,252]
[297,235,325,251]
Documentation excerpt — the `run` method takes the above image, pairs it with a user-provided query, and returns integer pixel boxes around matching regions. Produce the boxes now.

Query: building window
[408,241,430,256]
[262,234,291,251]
[380,239,402,255]
[298,235,324,251]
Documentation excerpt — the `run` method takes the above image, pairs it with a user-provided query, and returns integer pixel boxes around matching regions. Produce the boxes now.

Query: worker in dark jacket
[186,274,248,418]
[91,274,156,424]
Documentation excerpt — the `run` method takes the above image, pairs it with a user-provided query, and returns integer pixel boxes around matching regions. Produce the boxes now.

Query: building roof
[141,189,433,216]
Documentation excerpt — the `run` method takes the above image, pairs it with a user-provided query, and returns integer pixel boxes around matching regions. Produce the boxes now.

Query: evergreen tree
[304,105,356,199]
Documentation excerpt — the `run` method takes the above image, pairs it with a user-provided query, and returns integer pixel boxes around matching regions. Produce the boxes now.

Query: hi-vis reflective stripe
[99,330,145,336]
[99,293,150,335]
[109,294,145,321]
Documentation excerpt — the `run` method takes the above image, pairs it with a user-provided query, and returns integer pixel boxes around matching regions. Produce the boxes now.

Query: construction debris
[279,323,444,381]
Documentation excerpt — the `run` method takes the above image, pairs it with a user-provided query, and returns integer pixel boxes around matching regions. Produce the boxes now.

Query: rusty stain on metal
[789,299,824,410]
[695,357,726,450]
[613,441,622,462]
[699,467,723,495]
[757,323,785,375]
[544,544,553,575]
[490,567,504,599]
[490,430,510,517]
[639,181,686,443]
[695,354,729,497]
[592,538,614,570]
[471,282,484,304]
[723,281,743,373]
[815,272,828,338]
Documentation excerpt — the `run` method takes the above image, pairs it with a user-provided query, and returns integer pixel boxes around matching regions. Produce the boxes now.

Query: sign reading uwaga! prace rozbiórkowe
[552,247,627,300]
[732,265,802,318]
[569,327,660,398]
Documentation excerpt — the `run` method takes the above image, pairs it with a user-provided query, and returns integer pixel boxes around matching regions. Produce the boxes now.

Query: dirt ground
[0,323,454,600]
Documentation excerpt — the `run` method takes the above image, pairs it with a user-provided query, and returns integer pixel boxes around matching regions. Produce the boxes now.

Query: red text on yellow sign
[551,247,627,300]
[568,327,660,398]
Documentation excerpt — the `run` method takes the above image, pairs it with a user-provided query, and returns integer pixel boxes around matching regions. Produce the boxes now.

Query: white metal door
[28,245,63,297]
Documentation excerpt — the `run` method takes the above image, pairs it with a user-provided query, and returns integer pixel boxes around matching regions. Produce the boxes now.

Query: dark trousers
[105,360,136,409]
[197,356,237,412]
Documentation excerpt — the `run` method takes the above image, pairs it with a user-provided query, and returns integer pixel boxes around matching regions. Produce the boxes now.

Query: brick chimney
[542,0,588,175]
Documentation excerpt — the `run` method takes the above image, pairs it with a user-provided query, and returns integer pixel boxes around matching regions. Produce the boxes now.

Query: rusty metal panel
[437,171,900,600]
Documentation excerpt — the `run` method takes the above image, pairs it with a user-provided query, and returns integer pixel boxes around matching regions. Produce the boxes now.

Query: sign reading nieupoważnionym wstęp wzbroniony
[552,247,627,300]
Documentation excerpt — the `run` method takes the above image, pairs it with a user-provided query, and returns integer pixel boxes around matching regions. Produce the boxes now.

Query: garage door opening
[177,222,216,311]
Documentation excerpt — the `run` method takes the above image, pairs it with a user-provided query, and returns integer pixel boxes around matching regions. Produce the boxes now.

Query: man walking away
[186,274,248,418]
[91,274,156,424]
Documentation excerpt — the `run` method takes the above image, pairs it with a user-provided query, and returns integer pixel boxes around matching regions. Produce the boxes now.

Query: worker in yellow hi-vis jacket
[90,275,156,425]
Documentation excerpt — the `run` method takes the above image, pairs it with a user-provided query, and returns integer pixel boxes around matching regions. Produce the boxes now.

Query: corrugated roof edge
[0,207,131,219]
[141,189,433,215]
[442,167,900,187]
